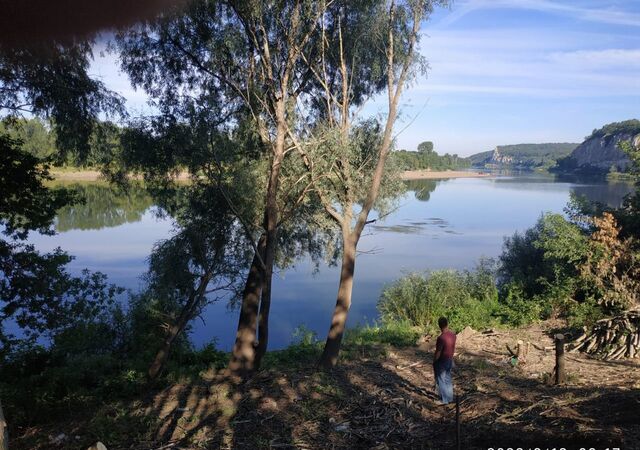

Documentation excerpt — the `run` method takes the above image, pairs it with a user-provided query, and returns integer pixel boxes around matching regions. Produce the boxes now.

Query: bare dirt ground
[15,322,640,449]
[135,322,640,450]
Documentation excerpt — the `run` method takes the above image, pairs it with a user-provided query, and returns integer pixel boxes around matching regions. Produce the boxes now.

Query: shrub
[378,261,500,333]
[496,282,544,327]
[498,213,591,322]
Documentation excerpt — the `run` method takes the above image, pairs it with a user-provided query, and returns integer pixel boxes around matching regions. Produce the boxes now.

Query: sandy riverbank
[401,169,491,180]
[50,170,192,181]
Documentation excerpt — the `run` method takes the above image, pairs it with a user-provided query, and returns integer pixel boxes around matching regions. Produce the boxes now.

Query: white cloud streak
[437,0,640,28]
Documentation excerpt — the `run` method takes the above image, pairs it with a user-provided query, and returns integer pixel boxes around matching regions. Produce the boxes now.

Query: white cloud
[415,25,640,99]
[436,0,640,28]
[548,48,640,67]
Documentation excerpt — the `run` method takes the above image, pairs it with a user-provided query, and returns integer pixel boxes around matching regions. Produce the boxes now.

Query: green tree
[292,0,447,368]
[0,118,56,159]
[499,213,588,303]
[417,140,434,154]
[0,134,120,353]
[1,37,124,444]
[0,42,123,160]
[143,184,249,379]
[115,0,392,375]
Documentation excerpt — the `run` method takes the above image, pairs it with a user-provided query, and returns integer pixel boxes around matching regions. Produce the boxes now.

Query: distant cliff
[554,120,640,174]
[468,143,578,170]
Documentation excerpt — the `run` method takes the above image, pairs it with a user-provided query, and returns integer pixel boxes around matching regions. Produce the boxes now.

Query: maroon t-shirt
[436,329,456,361]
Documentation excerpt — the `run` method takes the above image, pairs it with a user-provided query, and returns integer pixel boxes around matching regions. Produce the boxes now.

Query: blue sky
[91,0,640,157]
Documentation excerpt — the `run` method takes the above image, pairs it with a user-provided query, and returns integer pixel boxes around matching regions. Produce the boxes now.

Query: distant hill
[553,120,640,175]
[467,143,579,169]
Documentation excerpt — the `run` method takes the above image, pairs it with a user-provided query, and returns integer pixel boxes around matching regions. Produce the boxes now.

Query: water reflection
[35,174,636,350]
[403,179,438,202]
[570,182,633,208]
[371,217,457,236]
[53,182,154,231]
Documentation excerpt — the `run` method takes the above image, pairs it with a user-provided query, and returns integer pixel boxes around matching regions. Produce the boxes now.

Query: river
[28,173,634,350]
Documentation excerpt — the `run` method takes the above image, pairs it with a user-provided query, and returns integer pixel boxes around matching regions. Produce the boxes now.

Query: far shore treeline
[1,117,472,173]
[4,117,637,177]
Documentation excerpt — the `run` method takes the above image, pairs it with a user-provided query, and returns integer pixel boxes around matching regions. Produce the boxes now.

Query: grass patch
[262,326,323,369]
[345,320,422,347]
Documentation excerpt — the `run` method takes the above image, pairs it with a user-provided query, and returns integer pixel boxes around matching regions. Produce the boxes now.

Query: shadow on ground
[139,346,638,450]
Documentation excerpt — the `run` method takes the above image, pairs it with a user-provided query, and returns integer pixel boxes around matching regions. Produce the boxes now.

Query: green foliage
[499,213,588,301]
[495,212,640,327]
[467,143,578,169]
[0,118,56,159]
[613,140,640,238]
[0,41,123,159]
[0,117,134,168]
[417,141,434,153]
[378,261,500,333]
[0,133,122,352]
[392,145,470,171]
[587,119,640,140]
[0,133,73,238]
[496,282,545,327]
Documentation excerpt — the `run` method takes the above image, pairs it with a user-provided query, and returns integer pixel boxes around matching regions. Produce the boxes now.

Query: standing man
[433,316,456,405]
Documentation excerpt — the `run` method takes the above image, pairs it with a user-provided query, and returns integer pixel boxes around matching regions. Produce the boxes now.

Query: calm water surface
[29,173,634,350]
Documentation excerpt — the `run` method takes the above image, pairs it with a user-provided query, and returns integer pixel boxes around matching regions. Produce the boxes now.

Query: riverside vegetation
[2,140,639,448]
[1,1,640,449]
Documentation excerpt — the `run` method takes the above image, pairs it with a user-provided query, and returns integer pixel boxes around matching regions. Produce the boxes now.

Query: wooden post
[554,334,565,385]
[455,394,460,450]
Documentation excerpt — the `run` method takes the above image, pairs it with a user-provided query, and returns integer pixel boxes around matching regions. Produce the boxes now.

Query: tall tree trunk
[251,102,286,370]
[0,398,7,450]
[254,263,273,369]
[228,235,266,377]
[319,233,356,369]
[229,110,285,376]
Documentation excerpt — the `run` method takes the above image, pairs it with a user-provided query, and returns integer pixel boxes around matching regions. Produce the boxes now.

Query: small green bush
[378,261,500,333]
[496,282,544,327]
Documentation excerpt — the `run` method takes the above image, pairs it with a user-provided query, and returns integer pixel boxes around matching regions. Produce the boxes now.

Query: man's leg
[442,363,454,403]
[436,359,453,404]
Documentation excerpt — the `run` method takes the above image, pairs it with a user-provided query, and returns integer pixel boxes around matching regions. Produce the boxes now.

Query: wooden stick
[555,334,566,385]
[455,394,461,450]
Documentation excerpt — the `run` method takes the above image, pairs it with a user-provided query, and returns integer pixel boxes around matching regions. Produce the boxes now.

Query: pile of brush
[570,309,640,360]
